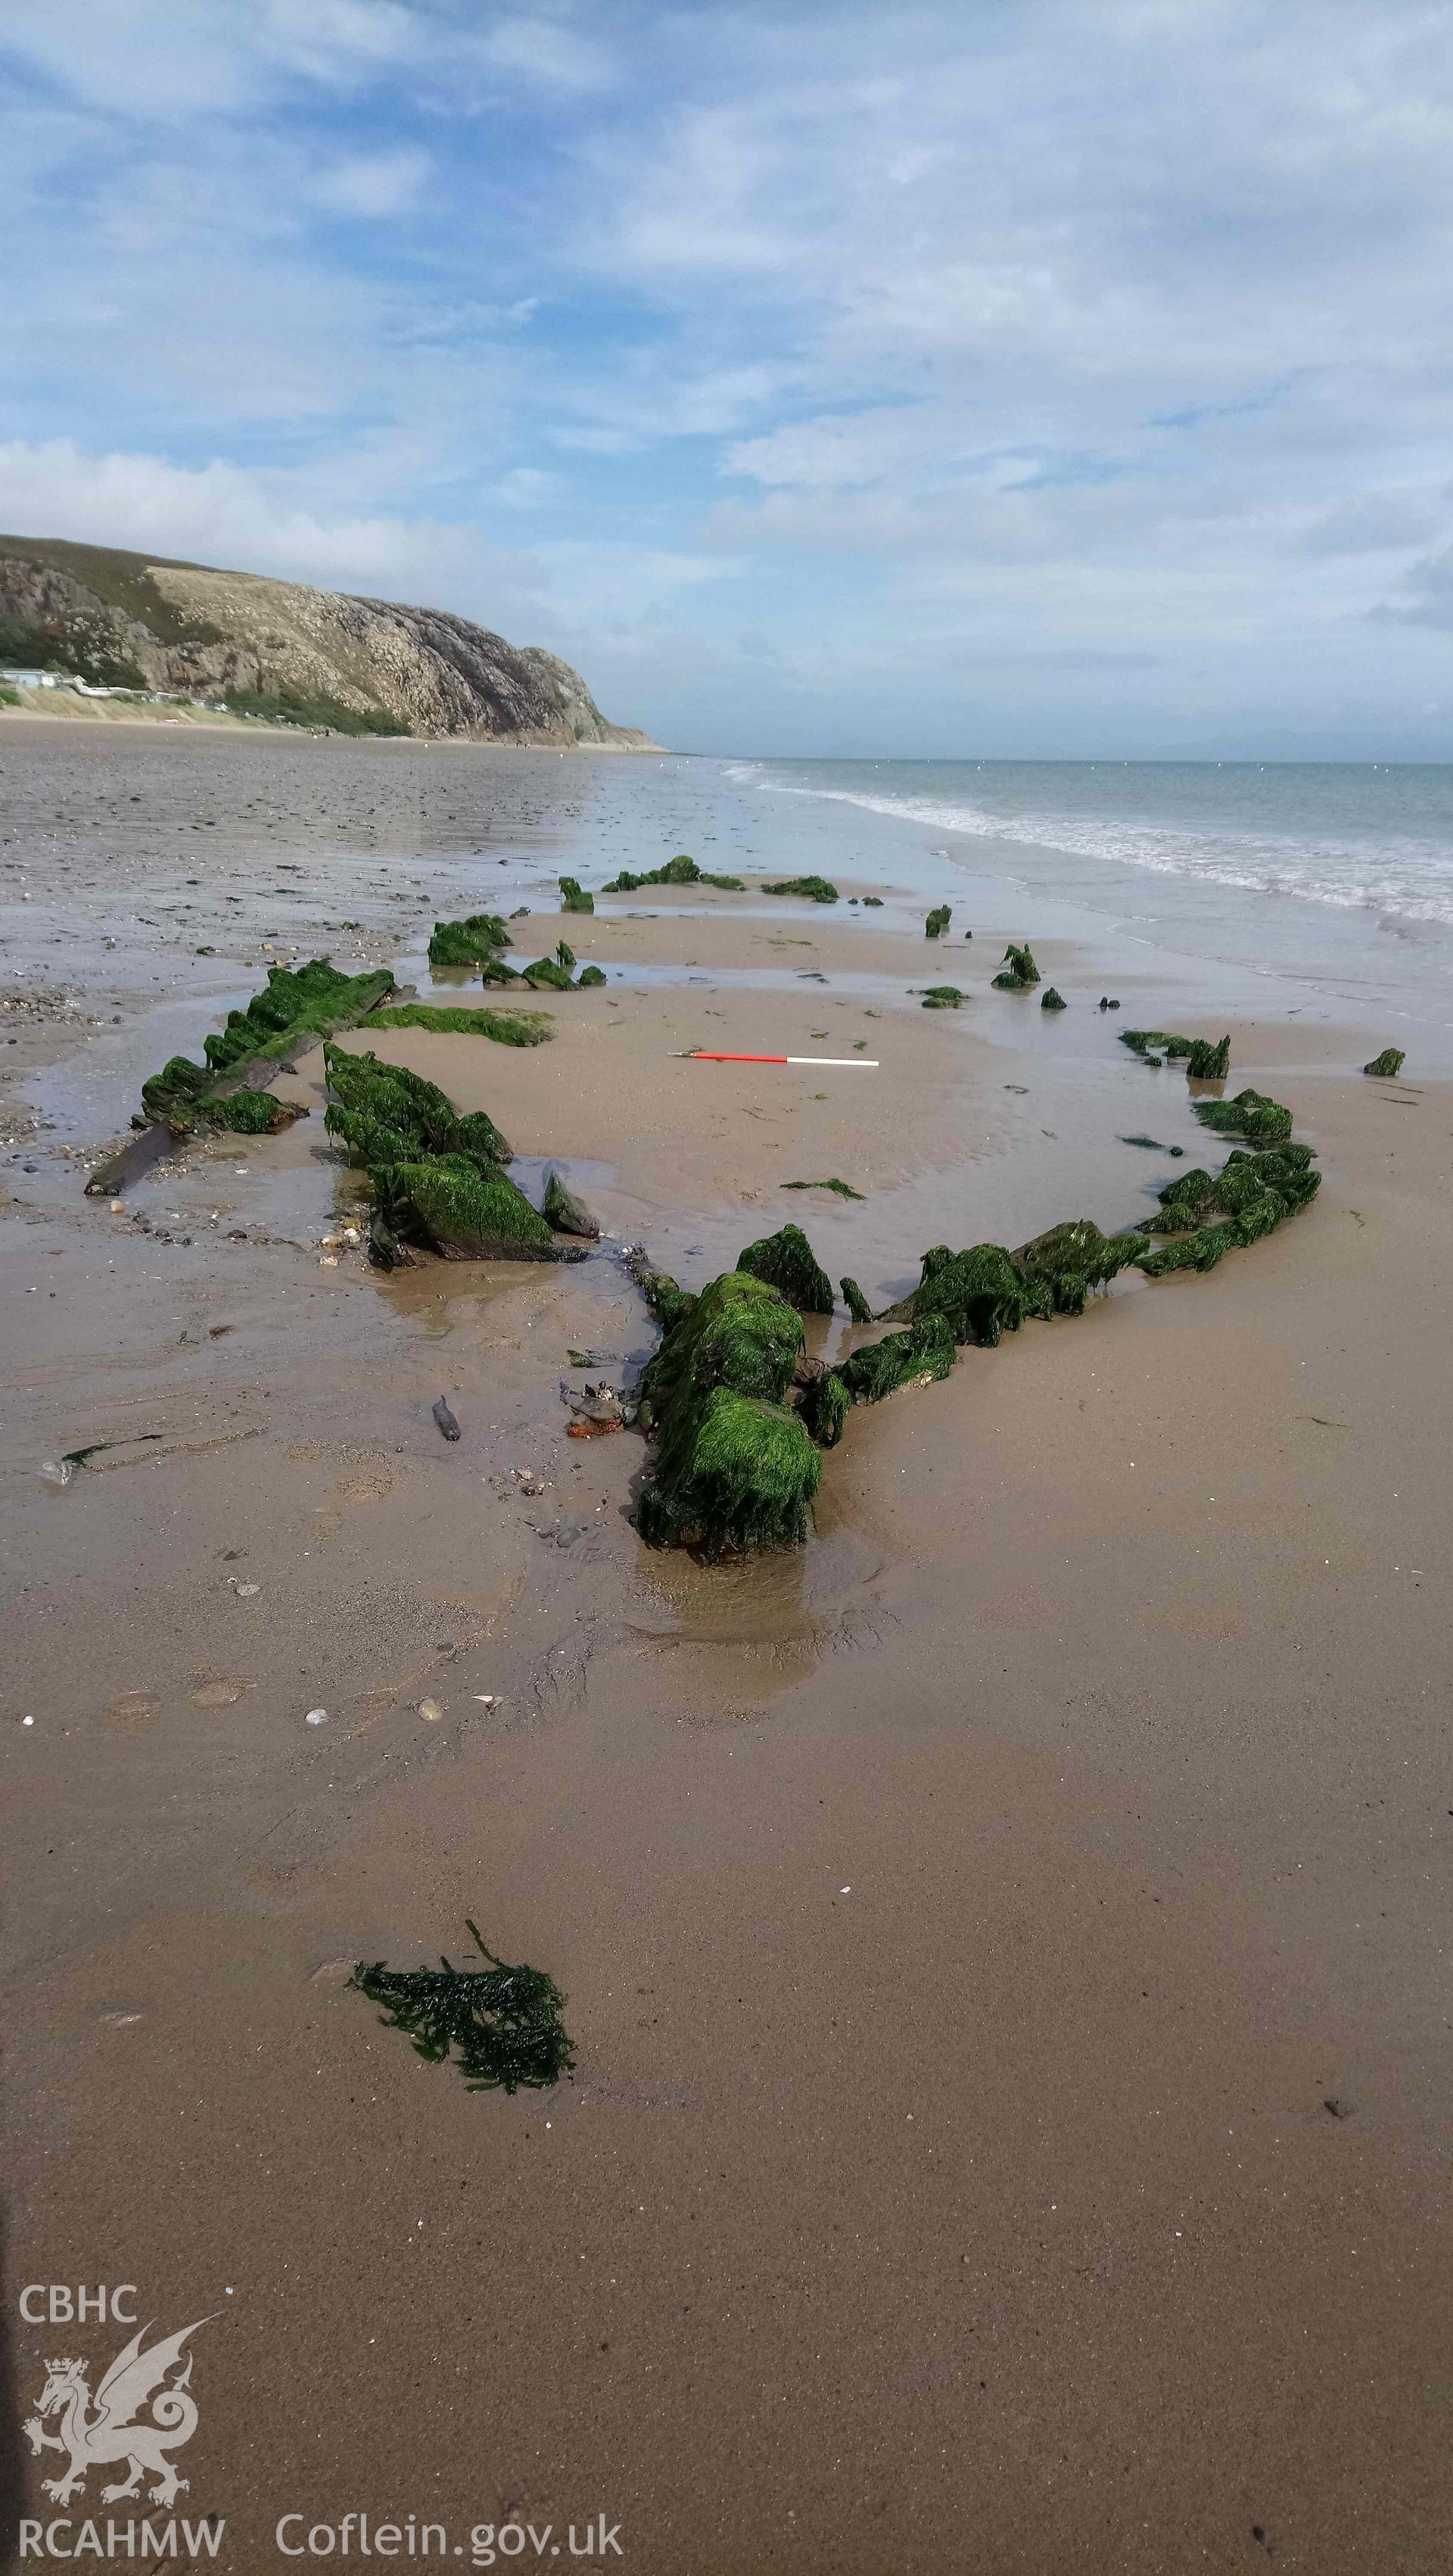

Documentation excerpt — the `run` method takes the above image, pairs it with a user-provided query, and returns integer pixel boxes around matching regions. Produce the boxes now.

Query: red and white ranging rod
[683,1049,879,1067]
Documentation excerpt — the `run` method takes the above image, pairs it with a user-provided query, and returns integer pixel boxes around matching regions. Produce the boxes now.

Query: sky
[1,0,1451,758]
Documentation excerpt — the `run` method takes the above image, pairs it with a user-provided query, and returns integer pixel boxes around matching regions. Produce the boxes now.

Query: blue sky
[2,0,1451,755]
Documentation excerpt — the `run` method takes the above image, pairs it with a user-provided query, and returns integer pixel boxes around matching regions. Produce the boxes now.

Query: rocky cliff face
[0,535,658,746]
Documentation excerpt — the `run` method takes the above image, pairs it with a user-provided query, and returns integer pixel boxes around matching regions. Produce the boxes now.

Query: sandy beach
[4,728,1451,2572]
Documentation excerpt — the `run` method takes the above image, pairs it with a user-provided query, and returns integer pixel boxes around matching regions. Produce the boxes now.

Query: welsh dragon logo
[23,2317,210,2506]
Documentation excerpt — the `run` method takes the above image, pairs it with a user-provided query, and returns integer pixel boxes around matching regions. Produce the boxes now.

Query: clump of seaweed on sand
[354,1922,574,2093]
[601,854,743,892]
[323,1045,586,1268]
[1193,1086,1293,1145]
[559,876,595,914]
[427,913,518,980]
[372,1002,552,1045]
[1120,1029,1231,1079]
[736,1220,835,1313]
[1364,1047,1406,1077]
[761,875,839,903]
[925,905,952,938]
[992,942,1041,989]
[632,1266,823,1557]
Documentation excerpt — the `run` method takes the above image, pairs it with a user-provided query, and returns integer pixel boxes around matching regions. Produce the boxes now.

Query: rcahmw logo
[17,2286,225,2561]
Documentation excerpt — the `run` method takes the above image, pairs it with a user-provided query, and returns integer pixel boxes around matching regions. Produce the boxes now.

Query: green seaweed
[920,986,965,1008]
[626,1254,698,1333]
[560,877,595,914]
[636,1269,819,1554]
[374,1156,558,1260]
[840,1275,874,1325]
[1125,1029,1231,1079]
[577,965,607,987]
[639,1384,820,1556]
[371,1004,552,1045]
[555,939,576,970]
[353,1920,574,2094]
[638,1269,802,1422]
[926,905,952,939]
[601,855,743,892]
[1193,1087,1294,1146]
[521,955,576,990]
[209,1089,302,1134]
[761,875,839,903]
[1364,1048,1406,1077]
[139,960,391,1125]
[779,1177,865,1200]
[1147,1145,1320,1234]
[736,1221,835,1313]
[840,1315,956,1404]
[893,1242,1050,1347]
[800,1369,852,1448]
[428,914,511,967]
[1135,1219,1240,1277]
[1013,1219,1141,1313]
[991,942,1040,990]
[1041,986,1067,1011]
[140,1054,213,1120]
[325,1048,512,1170]
[1185,1035,1231,1079]
[543,1168,599,1237]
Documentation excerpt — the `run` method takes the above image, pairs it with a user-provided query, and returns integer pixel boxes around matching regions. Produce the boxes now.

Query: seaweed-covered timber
[325,1045,512,1168]
[520,952,608,992]
[372,1157,565,1263]
[371,1003,551,1046]
[761,875,839,903]
[736,1222,835,1313]
[132,959,394,1131]
[353,1920,574,2094]
[1193,1086,1293,1146]
[1013,1219,1143,1315]
[542,1168,599,1237]
[920,986,965,1009]
[1141,1142,1320,1235]
[1120,1027,1231,1079]
[323,1045,585,1266]
[635,1271,821,1556]
[559,876,594,914]
[841,1275,874,1324]
[601,854,743,892]
[991,942,1041,990]
[207,1090,302,1134]
[1364,1047,1407,1077]
[1041,986,1068,1011]
[801,1316,957,1449]
[428,914,512,968]
[883,1219,1140,1347]
[926,905,952,938]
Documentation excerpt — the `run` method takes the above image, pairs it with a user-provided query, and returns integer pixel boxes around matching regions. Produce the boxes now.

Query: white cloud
[487,466,563,508]
[478,17,611,94]
[312,147,430,217]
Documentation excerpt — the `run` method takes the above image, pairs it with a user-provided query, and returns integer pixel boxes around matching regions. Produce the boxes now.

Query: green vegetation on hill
[222,684,409,736]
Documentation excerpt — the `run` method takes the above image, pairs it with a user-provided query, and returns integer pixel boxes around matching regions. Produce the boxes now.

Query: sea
[717,757,1453,1057]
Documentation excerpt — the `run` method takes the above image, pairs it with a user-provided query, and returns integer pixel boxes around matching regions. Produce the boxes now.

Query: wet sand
[4,731,1451,2572]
